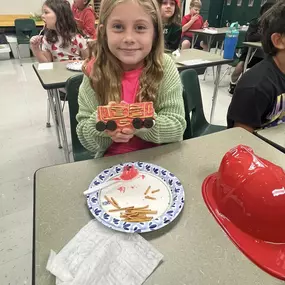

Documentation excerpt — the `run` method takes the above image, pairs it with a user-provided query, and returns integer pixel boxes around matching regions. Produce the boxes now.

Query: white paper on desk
[180,59,211,66]
[46,220,163,285]
[203,28,218,34]
[38,62,53,70]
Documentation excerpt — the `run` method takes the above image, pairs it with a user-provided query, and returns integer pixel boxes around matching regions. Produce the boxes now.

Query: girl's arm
[82,9,96,39]
[135,55,186,144]
[30,35,53,62]
[76,75,113,155]
[80,48,89,59]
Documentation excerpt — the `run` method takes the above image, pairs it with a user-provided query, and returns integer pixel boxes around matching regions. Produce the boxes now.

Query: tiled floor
[0,57,232,284]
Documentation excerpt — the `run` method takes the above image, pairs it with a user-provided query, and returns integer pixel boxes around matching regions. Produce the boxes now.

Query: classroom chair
[181,69,226,140]
[66,74,94,161]
[14,19,37,66]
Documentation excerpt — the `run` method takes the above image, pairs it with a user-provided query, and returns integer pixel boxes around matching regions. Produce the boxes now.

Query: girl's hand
[106,128,135,143]
[30,35,43,50]
[203,20,209,28]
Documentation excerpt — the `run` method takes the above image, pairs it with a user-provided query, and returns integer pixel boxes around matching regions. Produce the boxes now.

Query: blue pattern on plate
[86,162,185,234]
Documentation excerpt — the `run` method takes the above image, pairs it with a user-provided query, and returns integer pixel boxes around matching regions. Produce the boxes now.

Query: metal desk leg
[191,34,198,48]
[207,35,214,52]
[53,89,70,163]
[47,90,62,148]
[210,65,222,123]
[243,47,252,74]
[46,97,51,128]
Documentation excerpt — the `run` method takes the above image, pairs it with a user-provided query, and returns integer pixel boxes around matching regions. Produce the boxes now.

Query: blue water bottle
[223,22,239,59]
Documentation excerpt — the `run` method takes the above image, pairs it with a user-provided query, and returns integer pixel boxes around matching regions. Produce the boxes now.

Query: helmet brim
[202,173,285,281]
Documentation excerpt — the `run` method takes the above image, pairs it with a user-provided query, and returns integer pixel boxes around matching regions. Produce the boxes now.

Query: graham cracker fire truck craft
[96,102,155,132]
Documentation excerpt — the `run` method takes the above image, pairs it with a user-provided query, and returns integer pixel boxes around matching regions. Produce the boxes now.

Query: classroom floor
[0,57,232,284]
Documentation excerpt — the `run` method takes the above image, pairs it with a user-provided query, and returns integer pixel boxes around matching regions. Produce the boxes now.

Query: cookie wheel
[132,118,143,129]
[143,117,155,129]
[95,121,106,132]
[106,120,117,131]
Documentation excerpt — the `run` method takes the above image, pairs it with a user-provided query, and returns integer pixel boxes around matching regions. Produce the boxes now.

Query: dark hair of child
[44,0,79,48]
[260,0,285,55]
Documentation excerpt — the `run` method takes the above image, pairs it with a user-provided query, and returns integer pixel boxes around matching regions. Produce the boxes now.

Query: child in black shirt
[158,0,181,51]
[227,0,285,132]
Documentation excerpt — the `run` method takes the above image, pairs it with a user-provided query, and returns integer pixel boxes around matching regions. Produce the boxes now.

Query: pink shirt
[105,68,158,156]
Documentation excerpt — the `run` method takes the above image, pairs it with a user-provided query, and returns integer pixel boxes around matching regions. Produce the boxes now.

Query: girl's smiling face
[105,0,155,71]
[160,0,176,21]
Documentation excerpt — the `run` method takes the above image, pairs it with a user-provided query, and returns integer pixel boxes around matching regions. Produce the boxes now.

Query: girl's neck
[162,17,169,24]
[273,51,285,75]
[121,61,144,72]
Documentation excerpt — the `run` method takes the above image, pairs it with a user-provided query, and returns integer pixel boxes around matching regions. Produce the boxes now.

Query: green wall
[221,0,262,26]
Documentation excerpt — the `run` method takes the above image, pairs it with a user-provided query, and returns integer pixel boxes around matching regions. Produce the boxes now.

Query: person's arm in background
[135,55,186,144]
[227,85,271,132]
[182,15,199,33]
[82,8,96,39]
[246,18,261,42]
[76,75,113,155]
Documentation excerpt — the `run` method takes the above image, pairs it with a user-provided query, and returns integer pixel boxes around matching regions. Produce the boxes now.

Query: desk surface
[33,128,285,285]
[33,62,80,90]
[188,27,229,35]
[256,124,285,152]
[174,49,232,70]
[243,41,262,48]
[0,14,44,27]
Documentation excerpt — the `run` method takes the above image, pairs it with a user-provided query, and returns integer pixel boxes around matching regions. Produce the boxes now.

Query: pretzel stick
[108,206,135,212]
[130,210,157,214]
[111,197,120,208]
[144,186,151,195]
[104,195,118,208]
[145,195,156,200]
[151,189,160,194]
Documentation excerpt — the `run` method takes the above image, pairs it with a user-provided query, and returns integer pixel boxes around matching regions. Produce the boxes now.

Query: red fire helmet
[202,145,285,280]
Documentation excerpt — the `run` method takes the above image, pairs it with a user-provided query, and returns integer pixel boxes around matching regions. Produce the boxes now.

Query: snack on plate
[95,102,155,131]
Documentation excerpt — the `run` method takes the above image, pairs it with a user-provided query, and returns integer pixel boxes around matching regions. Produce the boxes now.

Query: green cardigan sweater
[76,53,186,158]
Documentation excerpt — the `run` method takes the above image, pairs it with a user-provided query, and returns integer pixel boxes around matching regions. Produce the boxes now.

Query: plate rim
[86,161,185,233]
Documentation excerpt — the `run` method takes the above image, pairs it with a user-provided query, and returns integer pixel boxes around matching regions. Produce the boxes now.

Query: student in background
[227,1,285,132]
[72,0,97,39]
[76,0,186,158]
[228,0,276,95]
[158,0,181,51]
[30,0,88,62]
[181,0,208,50]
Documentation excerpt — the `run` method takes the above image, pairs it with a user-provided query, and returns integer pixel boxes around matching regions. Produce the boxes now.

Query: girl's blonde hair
[89,0,164,105]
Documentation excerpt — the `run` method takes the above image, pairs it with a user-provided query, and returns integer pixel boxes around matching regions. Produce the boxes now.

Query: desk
[189,27,229,52]
[255,124,285,153]
[33,62,80,162]
[0,14,44,27]
[173,49,233,122]
[242,42,262,73]
[33,128,285,285]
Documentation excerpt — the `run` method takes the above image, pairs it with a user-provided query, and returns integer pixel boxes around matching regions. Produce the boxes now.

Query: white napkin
[46,220,163,285]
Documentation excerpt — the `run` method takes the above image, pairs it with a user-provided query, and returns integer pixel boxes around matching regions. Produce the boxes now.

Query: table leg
[47,90,62,149]
[53,89,70,163]
[191,34,198,49]
[243,47,252,74]
[46,97,51,128]
[210,65,222,123]
[207,35,214,52]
